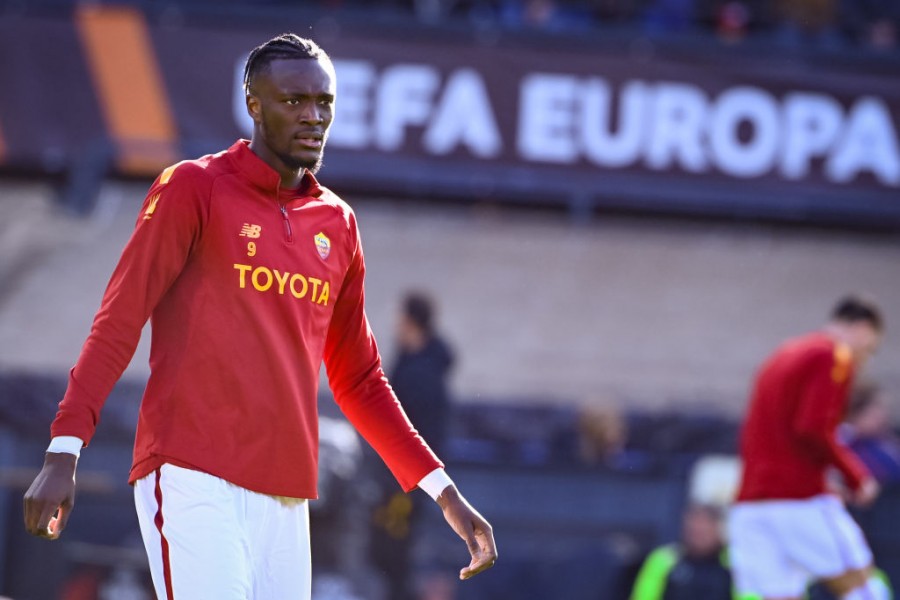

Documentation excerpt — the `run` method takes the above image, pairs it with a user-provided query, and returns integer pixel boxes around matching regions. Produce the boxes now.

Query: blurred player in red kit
[22,33,496,599]
[729,296,888,600]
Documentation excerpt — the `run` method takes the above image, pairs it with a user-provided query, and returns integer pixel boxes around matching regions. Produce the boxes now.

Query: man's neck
[282,161,310,189]
[281,170,306,190]
[248,139,305,188]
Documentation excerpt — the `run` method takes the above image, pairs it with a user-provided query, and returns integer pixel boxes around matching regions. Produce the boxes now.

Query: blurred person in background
[577,403,628,467]
[22,33,495,600]
[629,503,733,600]
[841,383,900,486]
[714,1,752,41]
[370,291,456,600]
[696,0,769,41]
[840,0,899,50]
[773,0,841,45]
[729,295,888,600]
[391,291,455,459]
[499,0,592,30]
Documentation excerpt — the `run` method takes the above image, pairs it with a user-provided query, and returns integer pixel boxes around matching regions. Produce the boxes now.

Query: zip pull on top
[280,204,294,243]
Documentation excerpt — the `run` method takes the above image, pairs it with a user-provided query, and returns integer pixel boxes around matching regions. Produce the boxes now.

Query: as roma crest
[314,232,331,260]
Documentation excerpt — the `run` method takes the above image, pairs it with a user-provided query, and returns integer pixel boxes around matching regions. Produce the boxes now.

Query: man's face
[396,313,424,352]
[682,507,722,558]
[246,57,335,175]
[848,322,882,368]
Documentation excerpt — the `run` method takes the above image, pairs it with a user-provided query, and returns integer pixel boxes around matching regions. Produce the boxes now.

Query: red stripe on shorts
[154,468,175,600]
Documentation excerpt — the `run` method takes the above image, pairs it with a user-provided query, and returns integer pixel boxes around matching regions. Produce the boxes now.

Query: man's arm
[322,212,442,491]
[793,346,876,504]
[323,210,496,577]
[51,165,204,444]
[24,163,205,539]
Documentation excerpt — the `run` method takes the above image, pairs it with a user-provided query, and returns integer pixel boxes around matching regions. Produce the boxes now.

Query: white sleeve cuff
[418,468,454,501]
[47,436,85,458]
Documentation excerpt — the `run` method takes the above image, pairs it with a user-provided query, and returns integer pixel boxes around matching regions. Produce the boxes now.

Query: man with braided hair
[23,33,496,599]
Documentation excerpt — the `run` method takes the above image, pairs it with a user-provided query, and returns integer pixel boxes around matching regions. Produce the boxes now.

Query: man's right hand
[23,452,77,540]
[436,485,497,580]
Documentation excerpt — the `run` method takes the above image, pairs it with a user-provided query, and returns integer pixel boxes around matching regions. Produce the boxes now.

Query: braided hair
[243,33,330,92]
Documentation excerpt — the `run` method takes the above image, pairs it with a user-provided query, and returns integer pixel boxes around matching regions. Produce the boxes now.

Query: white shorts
[728,494,873,598]
[134,464,311,600]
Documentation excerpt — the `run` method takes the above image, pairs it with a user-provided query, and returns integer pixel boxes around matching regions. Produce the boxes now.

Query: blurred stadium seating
[3,372,899,597]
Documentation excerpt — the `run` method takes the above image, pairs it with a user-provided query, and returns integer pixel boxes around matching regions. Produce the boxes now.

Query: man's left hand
[436,485,497,580]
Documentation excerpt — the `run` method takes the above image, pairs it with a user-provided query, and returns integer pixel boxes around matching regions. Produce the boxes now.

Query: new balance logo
[240,224,262,238]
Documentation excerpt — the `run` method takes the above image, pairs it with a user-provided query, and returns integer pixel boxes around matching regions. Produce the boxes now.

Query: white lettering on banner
[423,69,502,157]
[231,56,900,187]
[647,83,709,172]
[518,76,899,186]
[581,79,647,168]
[781,93,844,180]
[709,87,780,178]
[518,73,579,163]
[826,98,900,186]
[376,64,440,150]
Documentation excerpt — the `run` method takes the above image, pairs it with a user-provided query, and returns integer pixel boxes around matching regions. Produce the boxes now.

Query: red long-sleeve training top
[736,332,870,501]
[50,140,442,498]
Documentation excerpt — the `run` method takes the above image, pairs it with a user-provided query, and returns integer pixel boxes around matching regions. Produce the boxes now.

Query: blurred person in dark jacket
[391,291,455,457]
[370,291,456,600]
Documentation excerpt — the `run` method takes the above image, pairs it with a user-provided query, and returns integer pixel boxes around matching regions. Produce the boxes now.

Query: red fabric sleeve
[50,164,206,445]
[323,212,443,492]
[792,348,871,491]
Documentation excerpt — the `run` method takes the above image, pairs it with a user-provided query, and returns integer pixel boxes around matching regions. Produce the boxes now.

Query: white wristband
[47,436,85,458]
[418,468,454,501]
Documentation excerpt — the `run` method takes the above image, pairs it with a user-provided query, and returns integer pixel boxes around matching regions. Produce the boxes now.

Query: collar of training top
[228,139,322,199]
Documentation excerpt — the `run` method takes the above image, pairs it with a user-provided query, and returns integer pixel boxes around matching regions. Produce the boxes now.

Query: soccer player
[729,296,888,600]
[22,33,497,599]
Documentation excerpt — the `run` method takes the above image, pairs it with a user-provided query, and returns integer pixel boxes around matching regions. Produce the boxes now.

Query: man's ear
[246,93,261,123]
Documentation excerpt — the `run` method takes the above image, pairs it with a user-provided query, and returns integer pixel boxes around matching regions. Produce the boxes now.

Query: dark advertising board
[0,7,898,226]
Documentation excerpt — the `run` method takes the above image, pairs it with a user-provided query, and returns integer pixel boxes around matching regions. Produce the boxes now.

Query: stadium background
[0,0,899,598]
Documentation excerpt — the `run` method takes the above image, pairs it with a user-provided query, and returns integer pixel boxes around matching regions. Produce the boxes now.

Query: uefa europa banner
[0,7,898,225]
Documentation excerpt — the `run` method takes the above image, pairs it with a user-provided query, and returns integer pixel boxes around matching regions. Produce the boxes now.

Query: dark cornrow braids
[243,33,328,91]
